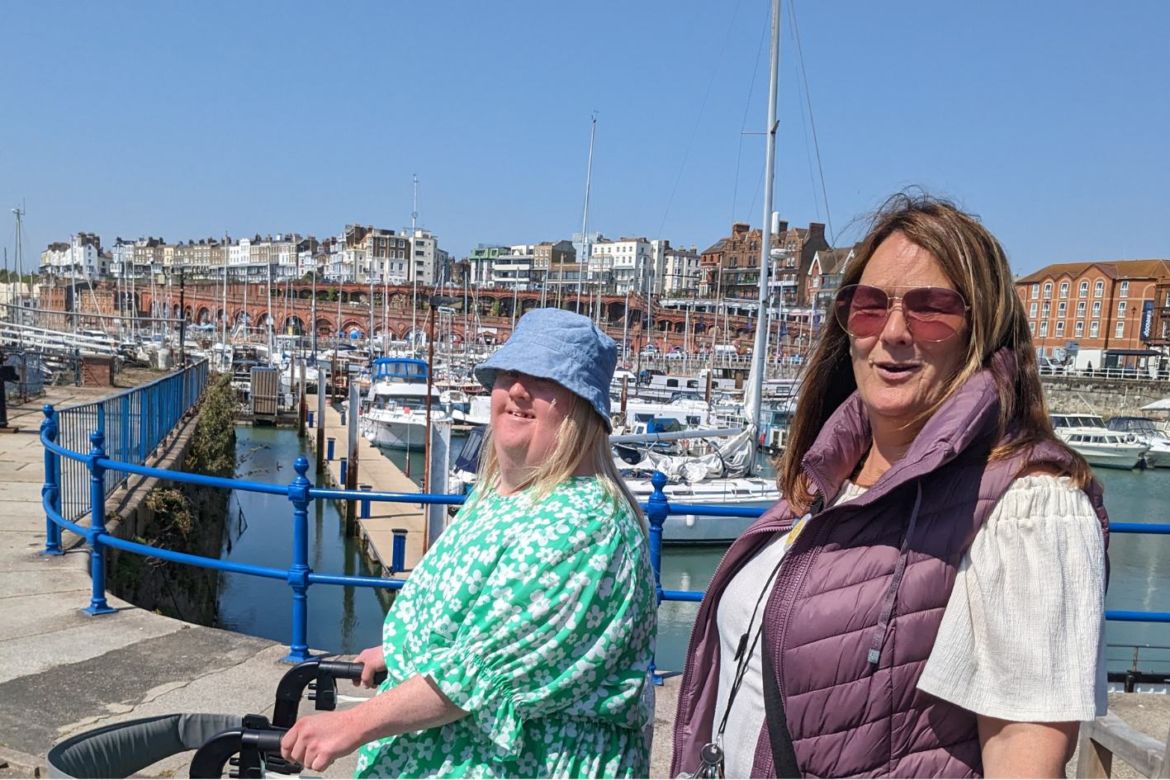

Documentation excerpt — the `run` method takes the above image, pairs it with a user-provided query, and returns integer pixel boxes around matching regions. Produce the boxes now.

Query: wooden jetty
[306,393,429,576]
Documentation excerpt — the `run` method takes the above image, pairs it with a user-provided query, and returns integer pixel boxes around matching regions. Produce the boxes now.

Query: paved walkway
[0,386,681,777]
[0,388,360,777]
[4,386,1169,777]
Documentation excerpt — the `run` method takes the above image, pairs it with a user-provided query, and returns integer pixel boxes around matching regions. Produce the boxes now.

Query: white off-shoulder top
[714,474,1107,779]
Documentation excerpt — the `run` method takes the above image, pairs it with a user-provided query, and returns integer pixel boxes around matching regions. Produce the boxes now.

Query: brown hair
[779,191,1091,512]
[479,391,646,530]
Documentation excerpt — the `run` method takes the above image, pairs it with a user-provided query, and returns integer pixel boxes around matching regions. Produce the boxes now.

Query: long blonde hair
[780,192,1091,513]
[478,392,646,531]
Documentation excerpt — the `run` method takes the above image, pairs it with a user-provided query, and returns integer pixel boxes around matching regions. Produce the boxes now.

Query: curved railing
[39,399,1170,677]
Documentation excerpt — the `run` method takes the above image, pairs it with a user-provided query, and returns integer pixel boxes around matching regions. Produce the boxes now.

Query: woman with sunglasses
[673,193,1108,778]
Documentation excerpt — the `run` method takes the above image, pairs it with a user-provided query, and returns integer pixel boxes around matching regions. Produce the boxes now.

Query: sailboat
[614,0,787,543]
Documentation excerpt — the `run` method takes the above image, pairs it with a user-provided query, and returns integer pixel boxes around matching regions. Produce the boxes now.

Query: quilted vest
[672,351,1109,777]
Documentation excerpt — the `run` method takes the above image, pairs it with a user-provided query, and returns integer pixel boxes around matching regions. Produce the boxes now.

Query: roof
[1017,259,1170,284]
[700,238,728,256]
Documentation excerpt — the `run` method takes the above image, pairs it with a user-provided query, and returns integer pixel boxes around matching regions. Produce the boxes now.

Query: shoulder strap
[761,629,800,778]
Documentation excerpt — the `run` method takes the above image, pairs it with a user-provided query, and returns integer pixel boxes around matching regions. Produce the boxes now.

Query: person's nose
[507,376,531,400]
[879,299,914,346]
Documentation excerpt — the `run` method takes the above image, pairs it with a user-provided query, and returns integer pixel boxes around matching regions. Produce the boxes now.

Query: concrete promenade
[1,386,1169,777]
[0,386,680,777]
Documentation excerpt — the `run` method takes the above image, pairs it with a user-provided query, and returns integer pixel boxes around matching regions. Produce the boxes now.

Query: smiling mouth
[507,409,535,420]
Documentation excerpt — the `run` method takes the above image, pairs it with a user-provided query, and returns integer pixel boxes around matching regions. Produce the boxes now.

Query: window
[1029,302,1038,318]
[1040,321,1049,337]
[1029,321,1036,334]
[1090,320,1100,337]
[1116,321,1125,338]
[1118,301,1127,318]
[1056,321,1065,336]
[1075,321,1084,336]
[1059,281,1070,298]
[1093,301,1102,317]
[1043,282,1053,299]
[1079,281,1089,297]
[1120,280,1130,297]
[1058,302,1067,317]
[1042,301,1051,317]
[1031,283,1040,299]
[1094,280,1104,298]
[1077,301,1086,317]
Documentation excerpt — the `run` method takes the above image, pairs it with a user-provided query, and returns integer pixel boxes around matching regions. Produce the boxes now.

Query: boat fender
[686,514,697,528]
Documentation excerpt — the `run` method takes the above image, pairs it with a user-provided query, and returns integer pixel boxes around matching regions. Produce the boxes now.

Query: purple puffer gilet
[672,352,1109,778]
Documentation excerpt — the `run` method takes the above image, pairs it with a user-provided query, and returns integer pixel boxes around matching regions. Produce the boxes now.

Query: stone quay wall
[1042,376,1170,417]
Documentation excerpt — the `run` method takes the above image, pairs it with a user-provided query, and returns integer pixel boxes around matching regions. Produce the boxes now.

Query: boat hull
[626,479,779,544]
[1069,444,1146,470]
[361,415,429,450]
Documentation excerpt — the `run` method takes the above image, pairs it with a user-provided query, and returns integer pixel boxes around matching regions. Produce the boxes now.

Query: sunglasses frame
[833,284,970,343]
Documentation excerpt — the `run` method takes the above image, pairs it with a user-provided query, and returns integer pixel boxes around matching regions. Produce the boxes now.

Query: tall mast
[578,113,597,315]
[11,208,24,349]
[410,174,419,347]
[220,233,229,356]
[743,0,782,447]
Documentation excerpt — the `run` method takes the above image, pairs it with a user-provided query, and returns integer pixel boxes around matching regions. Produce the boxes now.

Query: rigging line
[789,0,836,244]
[730,2,772,226]
[654,0,748,240]
[792,35,821,223]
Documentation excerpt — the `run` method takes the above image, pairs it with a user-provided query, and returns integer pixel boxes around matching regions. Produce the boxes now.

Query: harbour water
[217,425,1170,675]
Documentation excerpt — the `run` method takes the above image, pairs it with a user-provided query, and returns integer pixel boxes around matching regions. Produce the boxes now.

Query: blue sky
[1,1,1166,276]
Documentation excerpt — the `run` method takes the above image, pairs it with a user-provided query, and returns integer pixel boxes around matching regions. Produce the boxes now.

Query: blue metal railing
[38,407,1170,668]
[50,360,210,525]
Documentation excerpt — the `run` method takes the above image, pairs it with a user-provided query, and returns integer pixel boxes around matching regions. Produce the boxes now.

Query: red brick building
[1015,259,1170,374]
[699,221,829,306]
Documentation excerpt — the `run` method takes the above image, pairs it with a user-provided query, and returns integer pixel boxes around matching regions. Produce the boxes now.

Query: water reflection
[216,426,389,655]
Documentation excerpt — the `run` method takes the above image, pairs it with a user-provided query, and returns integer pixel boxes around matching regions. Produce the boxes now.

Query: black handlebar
[190,657,388,777]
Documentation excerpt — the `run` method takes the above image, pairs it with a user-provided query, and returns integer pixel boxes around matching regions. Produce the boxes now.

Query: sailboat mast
[220,233,229,357]
[410,174,419,347]
[578,113,596,316]
[744,0,782,435]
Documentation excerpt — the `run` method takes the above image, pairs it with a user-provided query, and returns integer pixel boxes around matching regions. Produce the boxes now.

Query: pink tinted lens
[835,285,889,338]
[902,287,967,341]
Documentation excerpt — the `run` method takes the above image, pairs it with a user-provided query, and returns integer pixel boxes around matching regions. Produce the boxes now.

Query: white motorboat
[1050,414,1148,469]
[360,357,445,450]
[1106,416,1170,468]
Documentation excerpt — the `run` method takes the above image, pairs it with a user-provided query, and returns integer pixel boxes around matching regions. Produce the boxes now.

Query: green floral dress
[354,476,657,778]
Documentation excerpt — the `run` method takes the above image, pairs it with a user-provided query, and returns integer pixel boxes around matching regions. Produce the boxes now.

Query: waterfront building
[657,241,700,296]
[405,228,441,286]
[39,233,104,280]
[700,221,829,305]
[806,246,856,322]
[592,236,651,296]
[467,244,510,286]
[1016,259,1170,374]
[132,237,167,279]
[533,240,576,276]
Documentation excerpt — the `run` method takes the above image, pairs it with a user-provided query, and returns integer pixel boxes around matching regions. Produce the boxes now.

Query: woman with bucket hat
[281,308,657,778]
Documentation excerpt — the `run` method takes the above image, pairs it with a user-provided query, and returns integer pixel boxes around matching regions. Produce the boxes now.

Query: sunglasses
[833,284,969,342]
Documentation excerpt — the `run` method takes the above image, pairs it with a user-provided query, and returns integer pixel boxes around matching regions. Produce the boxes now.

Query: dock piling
[391,528,407,574]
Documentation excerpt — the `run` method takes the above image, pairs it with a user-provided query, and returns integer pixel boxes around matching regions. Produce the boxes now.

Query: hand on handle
[353,646,388,688]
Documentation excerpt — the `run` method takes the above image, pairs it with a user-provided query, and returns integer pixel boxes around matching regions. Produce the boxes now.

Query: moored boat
[1051,413,1148,469]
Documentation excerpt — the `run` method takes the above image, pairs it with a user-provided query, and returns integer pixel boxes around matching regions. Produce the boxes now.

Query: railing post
[83,430,116,616]
[40,405,63,556]
[284,456,312,663]
[647,470,668,685]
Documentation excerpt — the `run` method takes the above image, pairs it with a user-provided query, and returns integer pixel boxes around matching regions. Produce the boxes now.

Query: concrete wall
[1042,376,1170,417]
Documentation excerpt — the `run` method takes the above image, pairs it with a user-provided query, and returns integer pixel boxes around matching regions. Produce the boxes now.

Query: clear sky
[1,0,1166,277]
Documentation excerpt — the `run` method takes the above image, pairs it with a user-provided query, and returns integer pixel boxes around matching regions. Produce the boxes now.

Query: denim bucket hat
[474,308,617,431]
